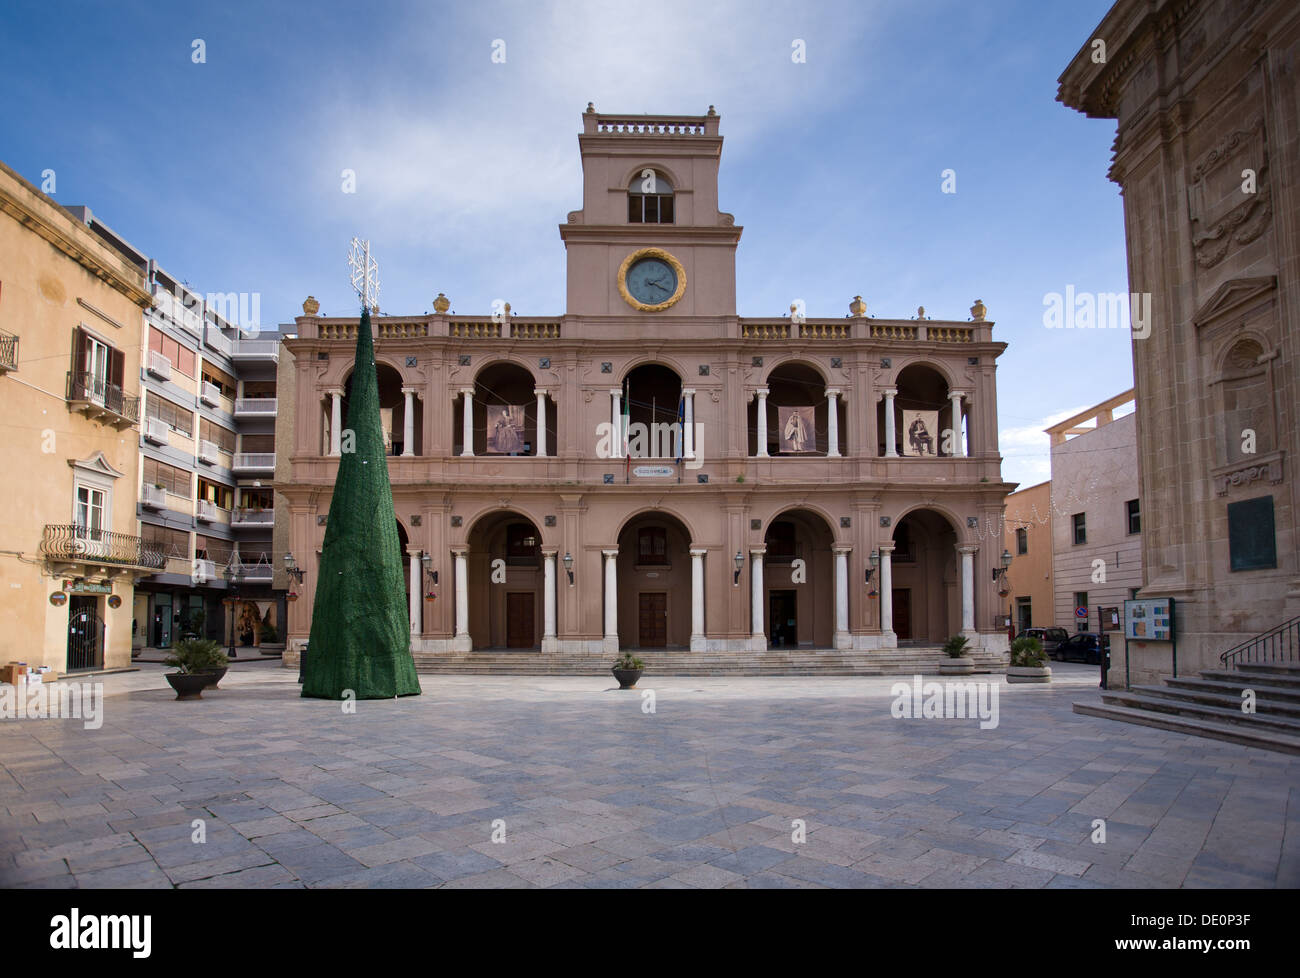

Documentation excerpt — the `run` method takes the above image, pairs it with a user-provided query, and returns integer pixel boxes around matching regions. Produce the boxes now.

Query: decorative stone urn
[433,292,450,313]
[970,298,987,321]
[302,295,320,315]
[1006,665,1052,684]
[849,295,867,317]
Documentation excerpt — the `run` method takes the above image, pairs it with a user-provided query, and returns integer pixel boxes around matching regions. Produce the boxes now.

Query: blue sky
[0,0,1130,486]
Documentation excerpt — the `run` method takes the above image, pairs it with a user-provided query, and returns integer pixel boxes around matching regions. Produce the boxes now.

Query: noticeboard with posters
[1124,597,1174,642]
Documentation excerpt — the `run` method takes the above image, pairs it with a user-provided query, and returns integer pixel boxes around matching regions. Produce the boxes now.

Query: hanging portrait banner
[778,405,816,454]
[486,404,526,454]
[902,409,939,457]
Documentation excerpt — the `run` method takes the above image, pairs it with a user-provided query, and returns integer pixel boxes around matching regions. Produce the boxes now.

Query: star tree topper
[347,236,381,312]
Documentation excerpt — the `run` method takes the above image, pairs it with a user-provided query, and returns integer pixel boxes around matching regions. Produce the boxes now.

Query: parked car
[1056,632,1110,665]
[1022,627,1070,659]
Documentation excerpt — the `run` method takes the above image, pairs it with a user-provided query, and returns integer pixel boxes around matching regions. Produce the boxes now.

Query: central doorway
[637,592,668,647]
[506,592,535,648]
[769,590,797,647]
[67,595,103,671]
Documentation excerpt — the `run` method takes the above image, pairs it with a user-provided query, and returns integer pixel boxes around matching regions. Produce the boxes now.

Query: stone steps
[1073,659,1300,755]
[411,648,1008,677]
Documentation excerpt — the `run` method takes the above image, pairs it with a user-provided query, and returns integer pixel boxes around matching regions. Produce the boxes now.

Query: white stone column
[949,390,966,458]
[609,389,623,459]
[452,548,471,651]
[459,388,475,457]
[755,388,770,457]
[833,545,851,649]
[401,387,417,457]
[882,388,898,458]
[542,549,558,652]
[750,547,766,649]
[958,544,978,638]
[689,548,706,651]
[879,543,896,647]
[329,390,343,456]
[535,389,548,457]
[602,548,619,652]
[683,388,696,460]
[826,387,842,458]
[407,547,422,637]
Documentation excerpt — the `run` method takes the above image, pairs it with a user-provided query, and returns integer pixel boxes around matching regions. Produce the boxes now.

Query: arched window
[628,170,674,224]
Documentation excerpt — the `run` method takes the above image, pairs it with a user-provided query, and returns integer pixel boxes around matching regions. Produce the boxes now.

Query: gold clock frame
[617,247,687,312]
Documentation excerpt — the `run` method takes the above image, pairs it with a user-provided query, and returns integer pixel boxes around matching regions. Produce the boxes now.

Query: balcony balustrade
[66,371,139,427]
[0,329,17,373]
[40,524,165,570]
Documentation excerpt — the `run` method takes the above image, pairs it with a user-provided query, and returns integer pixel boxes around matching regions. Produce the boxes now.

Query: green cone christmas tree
[302,306,421,700]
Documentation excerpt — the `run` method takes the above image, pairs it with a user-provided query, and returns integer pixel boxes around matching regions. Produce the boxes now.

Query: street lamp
[992,548,1013,586]
[733,550,744,585]
[283,551,305,587]
[223,561,243,659]
[562,552,574,585]
[866,549,879,584]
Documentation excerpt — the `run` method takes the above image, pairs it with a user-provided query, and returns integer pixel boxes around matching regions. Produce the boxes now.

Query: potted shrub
[164,638,229,698]
[1007,636,1051,684]
[939,634,975,675]
[611,652,644,689]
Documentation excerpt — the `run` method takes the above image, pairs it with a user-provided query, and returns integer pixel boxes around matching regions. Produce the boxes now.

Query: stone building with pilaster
[275,107,1016,670]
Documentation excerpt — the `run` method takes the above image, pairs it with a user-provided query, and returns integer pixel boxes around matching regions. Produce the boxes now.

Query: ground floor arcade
[282,488,1013,658]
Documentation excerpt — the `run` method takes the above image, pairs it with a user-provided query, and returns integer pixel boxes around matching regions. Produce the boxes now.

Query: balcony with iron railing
[0,329,17,373]
[66,371,139,427]
[41,524,165,572]
[234,397,277,417]
[233,555,274,582]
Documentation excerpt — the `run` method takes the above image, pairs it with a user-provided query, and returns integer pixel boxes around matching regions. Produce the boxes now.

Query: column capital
[601,548,619,557]
[451,546,469,556]
[459,387,475,397]
[877,542,896,555]
[406,546,423,557]
[689,547,708,557]
[956,543,980,555]
[682,387,697,396]
[832,544,852,554]
[825,387,842,398]
[401,385,420,395]
[541,547,558,558]
[608,388,622,398]
[323,386,344,396]
[949,390,968,400]
[880,387,898,399]
[753,387,770,399]
[534,387,551,397]
[749,546,767,557]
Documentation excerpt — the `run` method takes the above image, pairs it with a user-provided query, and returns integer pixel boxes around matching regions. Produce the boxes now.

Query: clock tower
[560,105,742,324]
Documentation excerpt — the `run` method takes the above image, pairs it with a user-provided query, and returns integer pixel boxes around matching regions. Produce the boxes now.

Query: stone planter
[1007,665,1052,684]
[200,667,228,690]
[611,667,643,689]
[939,656,975,675]
[165,673,210,700]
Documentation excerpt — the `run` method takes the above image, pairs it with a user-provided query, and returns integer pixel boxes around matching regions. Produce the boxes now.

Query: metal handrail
[66,371,140,423]
[1219,615,1300,666]
[41,524,165,569]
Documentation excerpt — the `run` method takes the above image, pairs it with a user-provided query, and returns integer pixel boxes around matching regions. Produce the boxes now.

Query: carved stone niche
[1186,117,1271,270]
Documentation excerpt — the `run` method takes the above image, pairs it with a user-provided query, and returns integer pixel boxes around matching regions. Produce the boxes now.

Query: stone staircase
[1074,661,1300,755]
[412,646,1008,677]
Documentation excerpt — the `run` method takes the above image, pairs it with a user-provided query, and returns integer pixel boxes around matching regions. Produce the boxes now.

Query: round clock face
[626,258,678,305]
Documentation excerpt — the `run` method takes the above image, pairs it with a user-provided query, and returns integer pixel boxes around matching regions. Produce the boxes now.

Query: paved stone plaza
[1,662,1297,888]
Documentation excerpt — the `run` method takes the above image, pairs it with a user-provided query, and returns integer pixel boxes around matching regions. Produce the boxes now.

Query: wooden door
[892,588,912,641]
[638,592,667,647]
[505,592,534,648]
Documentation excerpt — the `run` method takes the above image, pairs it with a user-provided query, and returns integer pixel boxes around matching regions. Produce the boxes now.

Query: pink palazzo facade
[275,108,1016,662]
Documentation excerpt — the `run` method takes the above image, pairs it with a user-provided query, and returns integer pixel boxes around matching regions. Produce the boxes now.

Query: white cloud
[999,405,1088,490]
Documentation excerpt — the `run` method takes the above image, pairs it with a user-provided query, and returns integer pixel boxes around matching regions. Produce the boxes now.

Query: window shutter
[110,347,125,389]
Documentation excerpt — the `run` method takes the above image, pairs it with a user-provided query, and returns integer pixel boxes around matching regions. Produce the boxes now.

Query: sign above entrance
[633,465,675,478]
[63,580,112,595]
